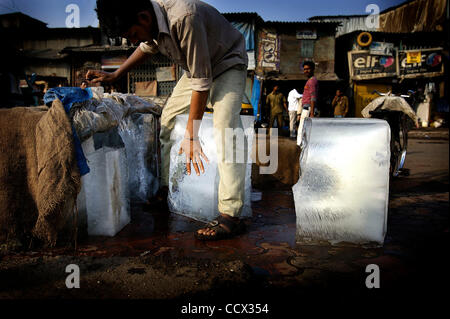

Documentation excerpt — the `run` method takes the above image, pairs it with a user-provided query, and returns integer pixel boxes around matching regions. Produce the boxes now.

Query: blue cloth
[231,22,255,51]
[250,76,261,120]
[43,87,93,111]
[43,87,93,176]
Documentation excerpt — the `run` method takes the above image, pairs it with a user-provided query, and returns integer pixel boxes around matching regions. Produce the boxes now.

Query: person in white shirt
[287,88,302,138]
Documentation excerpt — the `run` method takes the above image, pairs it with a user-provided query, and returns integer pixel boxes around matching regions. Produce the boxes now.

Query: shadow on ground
[1,136,448,313]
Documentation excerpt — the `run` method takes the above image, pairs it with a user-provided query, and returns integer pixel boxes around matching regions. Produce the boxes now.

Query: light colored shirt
[287,89,303,112]
[302,76,318,106]
[139,0,248,91]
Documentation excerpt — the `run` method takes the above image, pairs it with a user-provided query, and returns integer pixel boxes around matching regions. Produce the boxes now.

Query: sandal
[194,214,246,241]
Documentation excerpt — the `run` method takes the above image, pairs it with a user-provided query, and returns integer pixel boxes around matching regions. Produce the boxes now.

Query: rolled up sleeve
[178,14,212,91]
[139,41,159,55]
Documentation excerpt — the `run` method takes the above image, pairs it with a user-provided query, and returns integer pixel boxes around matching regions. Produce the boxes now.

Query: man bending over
[86,0,248,240]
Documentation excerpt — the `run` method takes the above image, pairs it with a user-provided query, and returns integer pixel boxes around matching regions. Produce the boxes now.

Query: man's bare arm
[185,90,209,138]
[179,90,210,176]
[86,47,150,83]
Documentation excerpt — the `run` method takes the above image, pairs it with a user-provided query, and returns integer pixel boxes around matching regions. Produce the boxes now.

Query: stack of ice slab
[293,118,390,246]
[168,114,254,222]
[72,92,160,203]
[77,128,130,236]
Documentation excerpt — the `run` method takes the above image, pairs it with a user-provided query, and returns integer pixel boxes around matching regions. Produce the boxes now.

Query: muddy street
[1,129,448,315]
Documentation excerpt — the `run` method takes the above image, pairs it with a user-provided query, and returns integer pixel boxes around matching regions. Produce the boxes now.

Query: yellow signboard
[406,51,421,64]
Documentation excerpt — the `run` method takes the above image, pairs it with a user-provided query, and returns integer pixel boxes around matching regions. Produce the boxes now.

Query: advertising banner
[399,48,444,78]
[406,51,421,64]
[258,31,280,71]
[348,50,398,80]
[369,42,395,56]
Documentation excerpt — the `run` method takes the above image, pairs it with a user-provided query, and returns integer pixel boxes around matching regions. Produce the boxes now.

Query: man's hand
[86,70,118,84]
[310,101,315,118]
[179,139,209,176]
[85,46,150,84]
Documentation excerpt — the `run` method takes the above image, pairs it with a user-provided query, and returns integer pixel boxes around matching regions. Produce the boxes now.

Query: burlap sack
[0,100,80,247]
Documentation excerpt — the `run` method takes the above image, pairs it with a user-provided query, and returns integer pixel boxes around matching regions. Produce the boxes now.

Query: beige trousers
[160,66,247,217]
[296,108,310,146]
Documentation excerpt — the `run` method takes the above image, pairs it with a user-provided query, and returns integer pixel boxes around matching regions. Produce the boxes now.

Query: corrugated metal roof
[264,20,341,26]
[45,27,100,35]
[308,16,370,37]
[308,15,368,20]
[0,12,47,27]
[221,12,341,26]
[341,29,446,37]
[20,49,68,60]
[380,0,415,14]
[308,0,415,20]
[62,45,135,53]
[222,12,259,18]
[222,12,264,24]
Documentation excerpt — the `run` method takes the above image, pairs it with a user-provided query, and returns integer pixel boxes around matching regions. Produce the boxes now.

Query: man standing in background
[332,88,348,118]
[266,85,287,132]
[287,88,302,139]
[297,61,318,145]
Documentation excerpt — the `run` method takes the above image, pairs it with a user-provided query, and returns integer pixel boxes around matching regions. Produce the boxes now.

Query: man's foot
[195,214,246,241]
[143,186,169,211]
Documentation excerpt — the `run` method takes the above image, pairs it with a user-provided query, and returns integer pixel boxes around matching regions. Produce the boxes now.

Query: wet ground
[0,129,448,316]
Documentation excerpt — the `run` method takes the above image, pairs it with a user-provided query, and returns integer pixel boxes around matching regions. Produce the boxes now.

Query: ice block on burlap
[168,113,254,222]
[77,134,130,236]
[293,118,390,246]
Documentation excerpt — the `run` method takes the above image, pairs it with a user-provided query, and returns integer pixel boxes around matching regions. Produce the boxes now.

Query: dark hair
[81,80,89,85]
[96,0,153,37]
[303,61,315,70]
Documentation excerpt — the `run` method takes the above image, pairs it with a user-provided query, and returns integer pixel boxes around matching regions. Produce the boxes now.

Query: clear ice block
[118,113,159,202]
[77,135,130,236]
[168,113,254,222]
[292,118,390,246]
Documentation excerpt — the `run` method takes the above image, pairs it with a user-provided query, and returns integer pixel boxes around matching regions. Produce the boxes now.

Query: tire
[357,32,373,47]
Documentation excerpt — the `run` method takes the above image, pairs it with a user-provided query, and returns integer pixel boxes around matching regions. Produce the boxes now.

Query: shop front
[346,34,446,126]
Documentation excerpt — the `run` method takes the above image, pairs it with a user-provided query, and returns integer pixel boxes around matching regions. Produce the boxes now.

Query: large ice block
[77,133,130,236]
[293,118,390,246]
[168,113,254,222]
[118,113,159,202]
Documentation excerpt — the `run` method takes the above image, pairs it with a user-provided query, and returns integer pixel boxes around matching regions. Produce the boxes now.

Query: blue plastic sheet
[231,22,255,51]
[44,87,94,176]
[250,76,261,120]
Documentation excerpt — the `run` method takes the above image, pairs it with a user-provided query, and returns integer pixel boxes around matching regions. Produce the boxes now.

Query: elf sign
[399,48,444,78]
[348,50,398,80]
